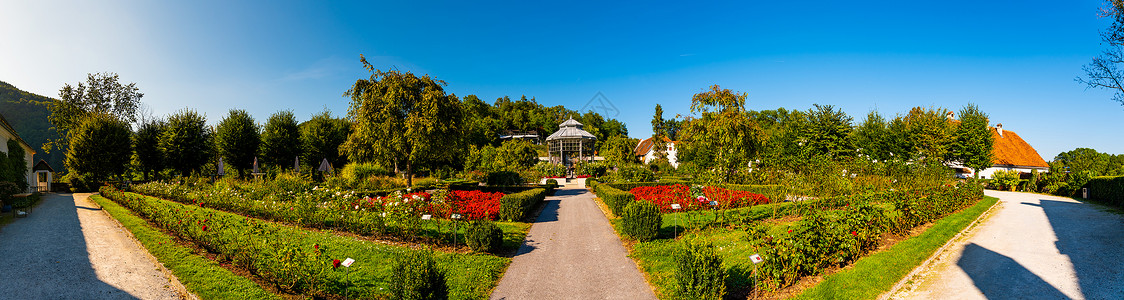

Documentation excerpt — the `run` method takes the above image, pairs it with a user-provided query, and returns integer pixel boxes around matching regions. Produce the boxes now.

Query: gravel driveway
[0,193,184,299]
[490,186,657,300]
[891,190,1124,299]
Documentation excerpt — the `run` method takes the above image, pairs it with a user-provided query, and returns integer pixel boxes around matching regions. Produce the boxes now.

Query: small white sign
[421,214,432,220]
[749,254,764,264]
[670,204,682,210]
[709,201,718,206]
[451,214,463,219]
[342,258,355,267]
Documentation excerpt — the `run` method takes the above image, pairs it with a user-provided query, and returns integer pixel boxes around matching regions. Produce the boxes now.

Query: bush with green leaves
[622,200,661,242]
[486,171,522,186]
[673,241,727,300]
[465,220,503,253]
[0,181,20,205]
[607,164,655,183]
[991,169,1021,191]
[591,183,635,216]
[65,115,132,184]
[390,249,448,300]
[499,188,548,221]
[1086,175,1124,206]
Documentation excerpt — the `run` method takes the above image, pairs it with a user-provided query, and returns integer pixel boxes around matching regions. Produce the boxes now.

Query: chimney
[996,123,1003,137]
[946,111,955,120]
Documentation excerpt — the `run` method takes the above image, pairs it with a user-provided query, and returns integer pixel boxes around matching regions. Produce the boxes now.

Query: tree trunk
[405,160,413,188]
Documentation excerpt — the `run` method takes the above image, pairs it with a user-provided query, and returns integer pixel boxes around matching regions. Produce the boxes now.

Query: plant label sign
[670,204,682,210]
[749,254,764,264]
[421,214,432,220]
[342,258,355,268]
[709,201,719,206]
[451,214,463,220]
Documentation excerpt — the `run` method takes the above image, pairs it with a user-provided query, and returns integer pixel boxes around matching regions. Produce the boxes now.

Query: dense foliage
[64,115,132,185]
[1086,175,1124,206]
[465,220,504,253]
[160,109,212,176]
[390,249,449,300]
[215,109,261,177]
[672,241,727,300]
[0,80,64,174]
[260,110,302,170]
[622,200,661,242]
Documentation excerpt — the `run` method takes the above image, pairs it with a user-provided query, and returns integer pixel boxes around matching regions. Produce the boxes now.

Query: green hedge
[99,186,508,299]
[622,200,661,242]
[499,188,549,221]
[591,183,636,217]
[1086,176,1124,207]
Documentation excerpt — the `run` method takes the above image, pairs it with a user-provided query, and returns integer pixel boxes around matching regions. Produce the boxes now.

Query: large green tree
[342,56,464,187]
[260,110,302,170]
[678,85,762,181]
[65,114,132,183]
[1078,0,1124,107]
[799,104,854,159]
[160,109,212,176]
[215,109,261,178]
[134,119,166,181]
[949,104,994,177]
[601,135,639,166]
[903,106,955,163]
[47,72,143,153]
[301,110,351,174]
[1054,148,1112,175]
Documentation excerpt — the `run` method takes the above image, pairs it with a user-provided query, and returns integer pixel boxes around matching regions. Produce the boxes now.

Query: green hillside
[0,80,65,174]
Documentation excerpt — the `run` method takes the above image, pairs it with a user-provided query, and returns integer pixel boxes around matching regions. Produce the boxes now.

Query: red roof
[991,127,1048,168]
[634,137,674,156]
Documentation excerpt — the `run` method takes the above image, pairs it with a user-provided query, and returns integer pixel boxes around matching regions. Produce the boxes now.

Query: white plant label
[709,201,719,206]
[342,258,355,267]
[750,254,764,264]
[421,214,432,220]
[451,214,463,219]
[670,204,682,210]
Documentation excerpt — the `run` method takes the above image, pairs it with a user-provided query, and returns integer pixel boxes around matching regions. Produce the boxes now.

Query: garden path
[490,184,657,299]
[0,193,185,299]
[889,190,1124,300]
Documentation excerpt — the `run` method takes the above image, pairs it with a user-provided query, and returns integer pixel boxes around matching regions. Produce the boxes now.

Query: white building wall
[642,143,679,168]
[0,131,36,191]
[977,166,1048,179]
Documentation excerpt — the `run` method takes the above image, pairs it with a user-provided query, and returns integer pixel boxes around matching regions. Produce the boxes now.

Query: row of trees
[653,85,995,182]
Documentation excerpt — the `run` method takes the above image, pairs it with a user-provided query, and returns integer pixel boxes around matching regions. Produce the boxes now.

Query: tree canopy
[301,110,351,174]
[949,104,994,176]
[65,114,132,183]
[48,72,144,153]
[134,119,166,181]
[1078,0,1124,108]
[160,109,212,176]
[215,109,261,177]
[260,110,302,170]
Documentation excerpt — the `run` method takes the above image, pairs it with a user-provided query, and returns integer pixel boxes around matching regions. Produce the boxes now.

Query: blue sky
[1,0,1120,160]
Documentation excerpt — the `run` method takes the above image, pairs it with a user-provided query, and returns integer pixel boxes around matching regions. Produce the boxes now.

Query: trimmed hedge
[591,183,635,217]
[1086,175,1124,207]
[673,241,727,300]
[499,188,549,221]
[465,220,504,253]
[390,249,449,300]
[622,200,661,242]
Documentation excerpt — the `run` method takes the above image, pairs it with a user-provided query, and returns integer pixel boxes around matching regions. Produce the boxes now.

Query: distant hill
[0,80,65,174]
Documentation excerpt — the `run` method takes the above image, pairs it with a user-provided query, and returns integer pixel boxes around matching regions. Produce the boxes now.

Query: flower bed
[99,186,510,299]
[446,190,504,220]
[629,184,769,213]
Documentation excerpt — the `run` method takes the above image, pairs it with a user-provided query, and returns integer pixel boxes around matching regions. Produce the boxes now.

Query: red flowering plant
[630,184,691,213]
[445,190,505,220]
[631,184,771,213]
[702,186,769,209]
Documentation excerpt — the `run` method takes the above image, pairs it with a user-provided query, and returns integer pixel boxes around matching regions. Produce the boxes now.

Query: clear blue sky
[1,0,1120,160]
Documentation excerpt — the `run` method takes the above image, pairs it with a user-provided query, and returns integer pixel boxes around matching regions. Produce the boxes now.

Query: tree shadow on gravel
[1031,199,1124,299]
[0,194,136,299]
[956,243,1068,299]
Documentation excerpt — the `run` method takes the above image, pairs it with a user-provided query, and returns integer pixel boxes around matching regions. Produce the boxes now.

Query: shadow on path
[956,243,1069,299]
[1034,199,1124,299]
[0,194,136,299]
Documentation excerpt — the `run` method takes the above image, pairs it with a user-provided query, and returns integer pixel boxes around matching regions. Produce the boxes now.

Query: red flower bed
[630,184,769,213]
[446,190,505,220]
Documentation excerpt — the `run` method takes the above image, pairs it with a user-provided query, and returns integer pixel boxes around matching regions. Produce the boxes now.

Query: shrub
[390,249,448,300]
[340,162,391,184]
[465,220,503,253]
[499,188,548,221]
[0,181,19,205]
[447,190,504,220]
[992,170,1021,191]
[673,241,727,300]
[622,200,661,242]
[608,164,655,183]
[65,172,98,192]
[1086,175,1124,206]
[485,171,522,186]
[545,178,558,187]
[592,184,635,217]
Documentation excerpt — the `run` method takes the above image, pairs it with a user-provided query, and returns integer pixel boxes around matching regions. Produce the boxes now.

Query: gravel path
[0,193,184,299]
[490,186,657,300]
[890,190,1124,300]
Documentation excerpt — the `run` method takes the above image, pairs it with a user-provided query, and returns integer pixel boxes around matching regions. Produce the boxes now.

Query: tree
[799,104,854,159]
[47,72,143,153]
[903,106,954,162]
[651,104,667,158]
[160,109,212,176]
[461,95,500,147]
[134,119,166,181]
[1078,0,1124,107]
[65,114,132,183]
[301,110,351,174]
[342,55,464,187]
[1054,148,1112,175]
[679,85,762,181]
[949,104,995,177]
[260,110,302,170]
[853,111,890,161]
[215,109,261,178]
[601,135,639,166]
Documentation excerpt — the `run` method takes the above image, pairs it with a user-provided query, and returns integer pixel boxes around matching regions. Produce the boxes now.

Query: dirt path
[890,190,1124,300]
[0,193,185,299]
[490,186,657,300]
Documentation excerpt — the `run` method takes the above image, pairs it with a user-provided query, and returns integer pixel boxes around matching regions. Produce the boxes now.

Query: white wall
[0,131,36,191]
[642,143,679,168]
[978,166,1048,179]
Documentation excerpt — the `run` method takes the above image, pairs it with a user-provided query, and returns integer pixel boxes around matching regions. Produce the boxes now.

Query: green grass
[91,195,280,299]
[792,196,999,300]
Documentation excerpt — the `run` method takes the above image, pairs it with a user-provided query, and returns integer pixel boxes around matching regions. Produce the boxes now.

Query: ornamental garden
[3,66,1121,299]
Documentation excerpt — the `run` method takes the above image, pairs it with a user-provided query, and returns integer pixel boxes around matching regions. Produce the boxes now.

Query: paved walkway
[0,193,184,299]
[490,185,656,300]
[890,190,1124,300]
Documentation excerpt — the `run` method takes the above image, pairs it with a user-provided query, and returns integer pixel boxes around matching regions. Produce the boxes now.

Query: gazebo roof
[545,118,597,141]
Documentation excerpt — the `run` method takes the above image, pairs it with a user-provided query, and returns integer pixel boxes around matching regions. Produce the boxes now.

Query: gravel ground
[890,190,1124,300]
[0,193,184,299]
[490,185,657,300]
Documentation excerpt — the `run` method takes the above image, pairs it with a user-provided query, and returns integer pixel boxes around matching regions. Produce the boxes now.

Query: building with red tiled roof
[634,136,678,168]
[975,123,1050,179]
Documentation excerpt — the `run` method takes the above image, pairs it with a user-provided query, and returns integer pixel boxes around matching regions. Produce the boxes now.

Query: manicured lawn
[793,196,999,299]
[92,195,279,299]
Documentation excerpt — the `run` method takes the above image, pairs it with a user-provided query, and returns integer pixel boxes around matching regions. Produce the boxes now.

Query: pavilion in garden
[545,118,597,169]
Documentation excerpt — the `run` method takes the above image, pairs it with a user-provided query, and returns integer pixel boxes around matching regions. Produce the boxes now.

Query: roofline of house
[0,114,35,155]
[990,164,1049,170]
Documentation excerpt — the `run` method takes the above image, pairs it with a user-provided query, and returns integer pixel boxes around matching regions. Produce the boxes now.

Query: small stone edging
[89,193,199,300]
[877,197,1002,299]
